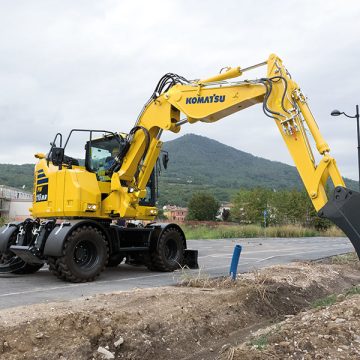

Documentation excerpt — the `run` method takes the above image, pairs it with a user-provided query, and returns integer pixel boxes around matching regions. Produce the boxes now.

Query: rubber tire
[106,254,124,267]
[47,256,66,280]
[149,227,184,272]
[56,226,109,283]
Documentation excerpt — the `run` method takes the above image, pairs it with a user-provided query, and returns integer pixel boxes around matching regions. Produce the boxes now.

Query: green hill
[0,134,357,206]
[0,164,34,191]
[159,134,358,205]
[159,134,301,205]
[162,134,302,186]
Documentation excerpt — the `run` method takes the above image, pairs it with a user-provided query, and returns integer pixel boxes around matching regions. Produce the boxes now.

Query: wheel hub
[73,241,96,267]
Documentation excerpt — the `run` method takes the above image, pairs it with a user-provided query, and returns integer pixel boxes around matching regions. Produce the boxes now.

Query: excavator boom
[123,54,360,257]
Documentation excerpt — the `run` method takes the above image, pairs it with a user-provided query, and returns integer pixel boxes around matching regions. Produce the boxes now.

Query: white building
[0,185,32,221]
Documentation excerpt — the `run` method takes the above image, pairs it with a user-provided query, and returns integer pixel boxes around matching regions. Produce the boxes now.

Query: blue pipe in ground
[229,244,242,280]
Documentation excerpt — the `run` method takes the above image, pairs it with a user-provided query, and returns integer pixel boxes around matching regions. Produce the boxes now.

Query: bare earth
[0,254,359,360]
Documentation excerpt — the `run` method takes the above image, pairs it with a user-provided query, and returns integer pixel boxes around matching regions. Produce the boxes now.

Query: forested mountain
[159,134,358,205]
[0,134,357,206]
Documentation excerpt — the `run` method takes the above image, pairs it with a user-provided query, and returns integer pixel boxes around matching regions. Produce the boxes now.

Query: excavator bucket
[319,186,360,258]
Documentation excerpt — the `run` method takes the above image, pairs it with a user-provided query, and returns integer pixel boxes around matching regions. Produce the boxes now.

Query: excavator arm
[111,54,360,257]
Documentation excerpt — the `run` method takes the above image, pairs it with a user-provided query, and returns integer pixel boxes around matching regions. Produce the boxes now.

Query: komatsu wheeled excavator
[1,54,360,282]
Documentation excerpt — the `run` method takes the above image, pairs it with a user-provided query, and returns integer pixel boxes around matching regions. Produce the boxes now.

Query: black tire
[106,254,124,267]
[149,227,184,272]
[47,256,66,280]
[56,226,109,283]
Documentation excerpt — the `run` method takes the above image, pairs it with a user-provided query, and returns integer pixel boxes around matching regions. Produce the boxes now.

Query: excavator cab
[85,132,158,206]
[47,129,126,171]
[84,132,127,181]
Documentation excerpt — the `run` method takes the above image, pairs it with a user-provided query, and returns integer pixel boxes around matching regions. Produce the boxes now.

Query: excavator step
[9,245,44,265]
[319,186,360,259]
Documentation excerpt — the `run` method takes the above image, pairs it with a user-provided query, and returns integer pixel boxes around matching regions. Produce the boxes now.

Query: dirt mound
[233,294,360,359]
[0,254,359,359]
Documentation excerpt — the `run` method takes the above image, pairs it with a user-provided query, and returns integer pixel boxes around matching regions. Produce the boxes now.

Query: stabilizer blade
[0,257,25,274]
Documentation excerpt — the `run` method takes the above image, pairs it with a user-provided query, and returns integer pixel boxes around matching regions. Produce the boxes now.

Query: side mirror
[162,153,169,170]
[51,147,64,166]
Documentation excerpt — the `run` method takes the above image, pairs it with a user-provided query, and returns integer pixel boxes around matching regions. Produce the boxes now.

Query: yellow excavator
[1,54,359,282]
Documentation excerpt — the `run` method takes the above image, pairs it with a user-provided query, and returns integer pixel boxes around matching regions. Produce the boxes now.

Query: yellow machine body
[31,159,157,220]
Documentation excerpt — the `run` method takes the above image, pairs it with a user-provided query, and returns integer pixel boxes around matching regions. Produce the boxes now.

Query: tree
[187,193,220,221]
[231,188,272,224]
[231,187,333,229]
[156,208,168,220]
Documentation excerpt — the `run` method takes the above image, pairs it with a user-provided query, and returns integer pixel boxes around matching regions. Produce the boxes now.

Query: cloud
[0,0,359,180]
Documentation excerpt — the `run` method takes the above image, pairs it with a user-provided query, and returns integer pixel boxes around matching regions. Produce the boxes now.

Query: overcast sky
[0,0,359,180]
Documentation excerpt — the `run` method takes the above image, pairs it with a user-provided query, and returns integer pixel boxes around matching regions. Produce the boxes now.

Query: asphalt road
[0,237,353,310]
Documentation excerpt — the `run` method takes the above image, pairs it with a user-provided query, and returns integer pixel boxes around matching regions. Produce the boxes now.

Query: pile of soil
[233,294,360,359]
[0,254,359,359]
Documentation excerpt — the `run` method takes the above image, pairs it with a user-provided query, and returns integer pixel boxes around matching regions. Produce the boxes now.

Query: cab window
[87,136,124,181]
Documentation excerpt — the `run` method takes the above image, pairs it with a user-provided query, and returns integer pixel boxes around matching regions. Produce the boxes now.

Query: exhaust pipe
[319,186,360,258]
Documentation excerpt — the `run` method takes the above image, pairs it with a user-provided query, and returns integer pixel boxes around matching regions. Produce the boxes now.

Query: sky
[0,0,359,180]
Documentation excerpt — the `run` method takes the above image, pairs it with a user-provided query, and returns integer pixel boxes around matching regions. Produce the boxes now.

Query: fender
[0,223,21,253]
[146,222,198,268]
[147,222,187,250]
[43,219,110,257]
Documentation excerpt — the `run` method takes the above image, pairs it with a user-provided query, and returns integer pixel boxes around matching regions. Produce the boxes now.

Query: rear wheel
[56,226,108,283]
[47,256,66,279]
[149,227,184,271]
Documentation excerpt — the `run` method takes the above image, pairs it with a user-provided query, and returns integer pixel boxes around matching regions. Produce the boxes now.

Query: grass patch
[330,252,358,265]
[178,266,212,288]
[322,226,344,237]
[311,294,337,308]
[345,286,360,296]
[310,285,360,309]
[250,334,269,350]
[182,224,344,240]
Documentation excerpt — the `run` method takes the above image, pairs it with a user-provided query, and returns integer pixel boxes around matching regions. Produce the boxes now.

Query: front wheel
[149,227,184,271]
[56,226,108,283]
